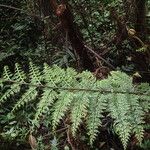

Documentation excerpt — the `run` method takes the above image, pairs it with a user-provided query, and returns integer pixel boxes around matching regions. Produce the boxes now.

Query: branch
[66,127,75,150]
[84,45,116,70]
[0,4,42,19]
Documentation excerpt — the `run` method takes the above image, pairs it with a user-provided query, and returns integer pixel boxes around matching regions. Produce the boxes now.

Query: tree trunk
[49,0,94,71]
[133,0,150,82]
[135,0,146,41]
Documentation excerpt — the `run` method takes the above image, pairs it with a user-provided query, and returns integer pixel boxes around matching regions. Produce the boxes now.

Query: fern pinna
[0,62,149,149]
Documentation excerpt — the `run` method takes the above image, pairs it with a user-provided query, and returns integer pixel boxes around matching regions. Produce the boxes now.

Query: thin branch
[84,45,116,70]
[66,127,75,150]
[0,78,149,96]
[0,4,24,11]
[0,4,42,19]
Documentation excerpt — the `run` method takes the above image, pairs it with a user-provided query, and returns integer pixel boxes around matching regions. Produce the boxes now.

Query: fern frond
[77,71,96,88]
[108,71,133,92]
[139,95,150,112]
[52,91,74,130]
[87,93,107,145]
[71,92,89,136]
[0,63,149,149]
[11,62,41,112]
[11,87,37,113]
[0,66,12,88]
[59,67,78,87]
[0,84,21,105]
[29,62,41,84]
[43,63,52,82]
[70,71,96,136]
[33,89,57,128]
[136,83,150,112]
[43,63,77,88]
[43,63,57,87]
[109,93,132,149]
[13,63,26,82]
[2,66,13,80]
[0,64,26,105]
[127,94,145,144]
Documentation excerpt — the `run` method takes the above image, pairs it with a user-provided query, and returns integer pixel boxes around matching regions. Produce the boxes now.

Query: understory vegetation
[0,63,149,150]
[0,0,150,150]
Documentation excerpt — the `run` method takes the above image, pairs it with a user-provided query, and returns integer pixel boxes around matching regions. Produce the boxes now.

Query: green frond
[136,83,150,93]
[109,71,132,84]
[87,94,107,145]
[0,64,26,105]
[109,93,132,149]
[29,61,41,84]
[10,62,41,112]
[52,91,74,130]
[71,92,89,136]
[139,95,150,112]
[43,63,57,87]
[50,65,66,86]
[136,83,150,112]
[13,63,26,82]
[43,63,52,82]
[43,64,66,87]
[33,89,57,128]
[77,71,96,87]
[2,65,13,80]
[0,63,149,149]
[11,87,37,113]
[60,67,77,87]
[0,66,12,88]
[0,84,21,105]
[108,71,133,91]
[127,94,145,144]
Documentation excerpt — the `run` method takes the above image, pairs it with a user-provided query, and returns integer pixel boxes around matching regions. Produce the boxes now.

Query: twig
[0,4,42,19]
[84,45,116,70]
[42,126,68,139]
[67,127,75,150]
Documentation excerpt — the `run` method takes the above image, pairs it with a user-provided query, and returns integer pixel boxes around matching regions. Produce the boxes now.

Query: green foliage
[0,63,150,149]
[140,139,150,150]
[0,63,26,104]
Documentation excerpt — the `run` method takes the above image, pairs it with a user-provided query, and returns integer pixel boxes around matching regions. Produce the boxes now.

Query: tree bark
[123,0,147,41]
[135,0,146,41]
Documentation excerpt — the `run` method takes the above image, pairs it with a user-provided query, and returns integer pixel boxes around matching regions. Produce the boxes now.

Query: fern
[71,91,89,136]
[0,63,25,105]
[52,91,74,130]
[29,61,41,84]
[11,62,41,112]
[0,63,149,149]
[2,66,13,80]
[108,93,132,149]
[87,93,107,144]
[127,94,144,144]
[11,86,38,113]
[33,89,57,128]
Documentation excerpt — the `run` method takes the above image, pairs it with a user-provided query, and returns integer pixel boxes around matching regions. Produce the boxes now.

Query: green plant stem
[0,78,149,96]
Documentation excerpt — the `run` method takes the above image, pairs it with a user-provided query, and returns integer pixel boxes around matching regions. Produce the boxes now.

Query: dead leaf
[133,72,142,78]
[28,134,37,150]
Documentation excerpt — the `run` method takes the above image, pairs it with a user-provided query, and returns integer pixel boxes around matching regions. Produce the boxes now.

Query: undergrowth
[0,62,150,149]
